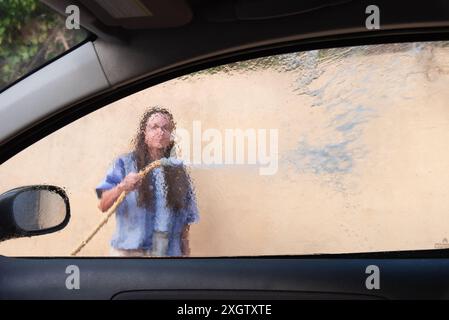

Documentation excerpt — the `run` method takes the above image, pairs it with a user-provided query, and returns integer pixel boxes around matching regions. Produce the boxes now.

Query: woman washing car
[95,107,200,257]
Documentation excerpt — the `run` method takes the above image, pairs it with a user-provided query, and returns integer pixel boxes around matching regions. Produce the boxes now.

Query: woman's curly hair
[132,106,191,212]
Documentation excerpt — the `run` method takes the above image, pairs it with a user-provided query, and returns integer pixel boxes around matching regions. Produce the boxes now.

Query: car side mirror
[0,185,70,242]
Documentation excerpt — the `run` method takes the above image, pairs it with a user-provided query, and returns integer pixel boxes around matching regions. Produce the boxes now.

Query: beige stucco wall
[1,43,449,256]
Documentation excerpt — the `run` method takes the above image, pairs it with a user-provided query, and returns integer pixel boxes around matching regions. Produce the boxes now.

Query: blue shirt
[95,153,200,256]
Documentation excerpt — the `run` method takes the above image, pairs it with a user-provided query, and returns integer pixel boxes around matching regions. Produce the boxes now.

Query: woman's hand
[119,172,143,192]
[98,172,142,212]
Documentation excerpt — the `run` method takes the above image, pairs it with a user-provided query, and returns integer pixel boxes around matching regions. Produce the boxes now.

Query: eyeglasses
[147,124,172,134]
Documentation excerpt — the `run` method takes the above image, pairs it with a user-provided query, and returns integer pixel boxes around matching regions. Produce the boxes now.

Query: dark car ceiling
[31,0,449,92]
[194,0,353,22]
[39,0,449,100]
[95,0,449,86]
[42,0,354,34]
[77,0,193,29]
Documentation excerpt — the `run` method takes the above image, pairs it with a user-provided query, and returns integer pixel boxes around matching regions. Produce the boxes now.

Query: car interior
[2,0,449,300]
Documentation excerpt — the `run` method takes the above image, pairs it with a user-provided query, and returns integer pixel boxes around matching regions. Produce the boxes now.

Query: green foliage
[0,0,87,90]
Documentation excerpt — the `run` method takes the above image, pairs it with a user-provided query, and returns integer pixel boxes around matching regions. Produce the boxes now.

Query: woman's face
[144,113,173,150]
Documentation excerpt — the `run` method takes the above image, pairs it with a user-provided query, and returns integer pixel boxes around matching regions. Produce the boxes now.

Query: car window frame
[2,29,449,258]
[3,28,449,163]
[0,34,95,96]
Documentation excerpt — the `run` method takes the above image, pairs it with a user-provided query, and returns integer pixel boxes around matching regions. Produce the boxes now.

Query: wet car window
[1,41,449,256]
[0,0,88,91]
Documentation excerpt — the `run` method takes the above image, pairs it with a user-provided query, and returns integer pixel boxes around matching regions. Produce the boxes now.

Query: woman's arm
[98,184,125,212]
[98,172,143,212]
